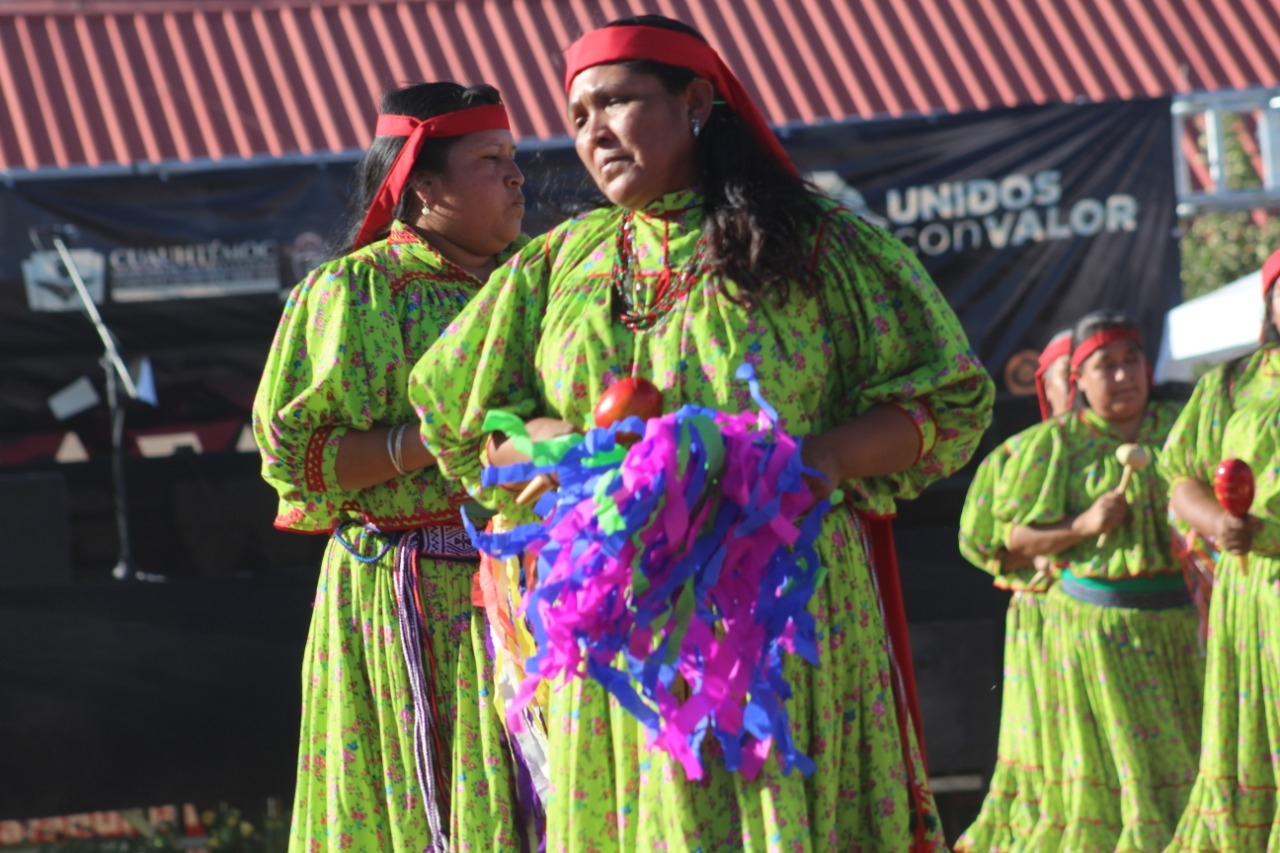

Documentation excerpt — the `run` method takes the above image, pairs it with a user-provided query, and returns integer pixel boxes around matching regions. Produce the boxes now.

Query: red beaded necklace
[611,210,709,332]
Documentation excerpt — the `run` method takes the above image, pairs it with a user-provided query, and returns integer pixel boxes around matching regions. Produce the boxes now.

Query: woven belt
[1059,569,1191,610]
[413,524,479,561]
[333,521,478,563]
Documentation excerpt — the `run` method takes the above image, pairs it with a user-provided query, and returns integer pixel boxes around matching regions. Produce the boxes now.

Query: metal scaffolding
[1173,87,1280,217]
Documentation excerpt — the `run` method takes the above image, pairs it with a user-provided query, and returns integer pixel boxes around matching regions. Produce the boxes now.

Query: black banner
[789,97,1181,405]
[0,163,351,465]
[0,149,588,467]
[0,101,1178,467]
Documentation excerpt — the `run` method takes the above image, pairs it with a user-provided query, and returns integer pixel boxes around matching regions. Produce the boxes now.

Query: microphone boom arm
[44,232,141,401]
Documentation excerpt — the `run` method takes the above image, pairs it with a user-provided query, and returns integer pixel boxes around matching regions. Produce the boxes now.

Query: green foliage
[185,805,287,853]
[1180,211,1280,301]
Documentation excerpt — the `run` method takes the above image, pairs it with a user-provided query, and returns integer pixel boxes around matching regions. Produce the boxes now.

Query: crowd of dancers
[955,264,1280,852]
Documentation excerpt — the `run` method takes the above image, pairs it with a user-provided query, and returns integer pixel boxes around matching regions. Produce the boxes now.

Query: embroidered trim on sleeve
[304,426,336,493]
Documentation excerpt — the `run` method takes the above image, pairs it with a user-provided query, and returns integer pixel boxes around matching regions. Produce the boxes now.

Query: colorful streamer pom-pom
[464,364,833,781]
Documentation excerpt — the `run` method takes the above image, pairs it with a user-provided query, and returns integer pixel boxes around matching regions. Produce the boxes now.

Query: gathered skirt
[954,590,1049,852]
[1024,583,1204,853]
[538,506,947,852]
[287,526,525,853]
[1164,553,1280,852]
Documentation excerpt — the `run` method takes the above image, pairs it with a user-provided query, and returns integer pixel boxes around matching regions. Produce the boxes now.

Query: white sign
[109,239,280,302]
[21,249,107,312]
[884,169,1140,257]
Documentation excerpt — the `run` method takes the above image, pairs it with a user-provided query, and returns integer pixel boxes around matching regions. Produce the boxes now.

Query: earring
[691,118,701,138]
[421,199,431,217]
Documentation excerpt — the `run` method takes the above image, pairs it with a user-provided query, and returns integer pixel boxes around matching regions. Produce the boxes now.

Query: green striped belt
[1059,568,1191,610]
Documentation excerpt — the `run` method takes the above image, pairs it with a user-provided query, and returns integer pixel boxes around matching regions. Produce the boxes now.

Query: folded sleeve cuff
[885,399,939,464]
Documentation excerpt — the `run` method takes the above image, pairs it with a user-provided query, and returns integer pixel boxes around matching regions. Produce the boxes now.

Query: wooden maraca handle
[1096,465,1135,548]
[515,472,555,506]
[1228,513,1252,577]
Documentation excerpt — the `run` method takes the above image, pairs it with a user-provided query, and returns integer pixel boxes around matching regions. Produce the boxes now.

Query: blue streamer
[473,368,832,778]
[735,362,780,425]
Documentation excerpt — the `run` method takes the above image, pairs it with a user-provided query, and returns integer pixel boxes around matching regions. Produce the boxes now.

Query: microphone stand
[31,227,147,581]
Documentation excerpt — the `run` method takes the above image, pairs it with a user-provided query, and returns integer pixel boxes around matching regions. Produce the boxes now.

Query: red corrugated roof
[3,0,1280,174]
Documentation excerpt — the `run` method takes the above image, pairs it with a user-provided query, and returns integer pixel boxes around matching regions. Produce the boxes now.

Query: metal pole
[28,226,147,581]
[102,352,140,581]
[51,234,141,578]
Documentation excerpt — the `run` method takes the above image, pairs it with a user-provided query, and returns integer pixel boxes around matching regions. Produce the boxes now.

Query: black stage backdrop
[0,99,1177,824]
[0,575,315,820]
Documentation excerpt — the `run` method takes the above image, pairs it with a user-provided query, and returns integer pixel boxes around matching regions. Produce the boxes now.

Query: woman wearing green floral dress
[997,311,1203,852]
[407,14,994,853]
[252,82,530,852]
[1161,251,1280,852]
[955,328,1072,853]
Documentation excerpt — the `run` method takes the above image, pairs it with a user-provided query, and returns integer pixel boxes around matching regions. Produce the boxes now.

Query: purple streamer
[476,366,831,780]
[393,530,449,853]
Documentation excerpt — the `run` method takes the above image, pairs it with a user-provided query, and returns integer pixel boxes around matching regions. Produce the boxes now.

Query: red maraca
[1214,458,1256,574]
[593,376,664,430]
[516,377,664,506]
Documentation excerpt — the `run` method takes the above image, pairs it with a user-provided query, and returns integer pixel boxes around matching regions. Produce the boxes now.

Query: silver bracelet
[396,423,413,475]
[386,423,408,477]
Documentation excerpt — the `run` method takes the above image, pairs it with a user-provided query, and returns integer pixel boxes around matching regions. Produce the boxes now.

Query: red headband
[1070,327,1142,375]
[1263,248,1280,298]
[1068,326,1149,407]
[1033,334,1072,421]
[562,26,797,176]
[354,104,510,249]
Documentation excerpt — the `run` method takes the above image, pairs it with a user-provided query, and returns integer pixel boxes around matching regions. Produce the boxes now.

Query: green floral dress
[954,421,1055,853]
[408,189,995,852]
[252,223,529,853]
[995,402,1204,853]
[1161,346,1280,852]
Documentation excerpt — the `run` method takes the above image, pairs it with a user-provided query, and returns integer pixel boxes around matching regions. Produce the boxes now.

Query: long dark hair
[600,15,825,309]
[1263,287,1280,346]
[335,81,503,256]
[1071,309,1149,411]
